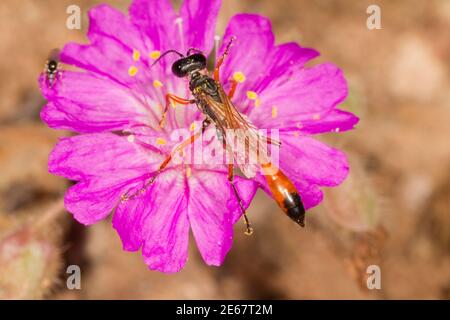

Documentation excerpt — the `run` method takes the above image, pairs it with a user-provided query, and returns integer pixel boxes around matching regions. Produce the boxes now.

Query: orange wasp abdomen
[262,163,306,227]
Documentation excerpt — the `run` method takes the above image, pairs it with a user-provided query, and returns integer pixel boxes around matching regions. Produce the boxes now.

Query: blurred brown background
[0,0,449,299]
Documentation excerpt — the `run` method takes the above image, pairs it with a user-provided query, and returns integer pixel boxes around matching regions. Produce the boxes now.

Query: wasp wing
[199,86,279,178]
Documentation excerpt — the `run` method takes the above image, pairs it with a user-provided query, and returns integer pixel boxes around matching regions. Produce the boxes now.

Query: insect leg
[214,36,236,82]
[160,94,196,128]
[228,164,253,235]
[122,119,211,201]
[221,129,253,235]
[266,136,281,147]
[228,79,238,99]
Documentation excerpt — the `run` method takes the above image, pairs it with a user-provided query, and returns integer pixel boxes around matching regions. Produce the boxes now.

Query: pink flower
[39,0,358,272]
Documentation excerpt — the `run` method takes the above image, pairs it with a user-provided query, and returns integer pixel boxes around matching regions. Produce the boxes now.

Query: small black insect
[44,48,61,88]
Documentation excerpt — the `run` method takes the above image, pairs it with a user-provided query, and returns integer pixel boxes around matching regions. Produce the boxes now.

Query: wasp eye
[172,59,187,77]
[189,53,206,68]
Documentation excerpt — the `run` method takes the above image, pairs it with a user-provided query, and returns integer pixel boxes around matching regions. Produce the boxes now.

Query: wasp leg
[160,94,196,128]
[214,36,236,82]
[122,119,211,201]
[228,164,253,235]
[228,79,238,99]
[266,136,281,147]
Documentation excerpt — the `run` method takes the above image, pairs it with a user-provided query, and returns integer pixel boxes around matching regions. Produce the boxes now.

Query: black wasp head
[171,53,206,78]
[47,60,58,72]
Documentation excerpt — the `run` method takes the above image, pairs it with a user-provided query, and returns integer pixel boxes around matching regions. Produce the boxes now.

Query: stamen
[313,113,321,120]
[186,166,191,178]
[214,35,221,60]
[233,71,246,83]
[132,49,140,62]
[153,80,163,88]
[243,214,253,236]
[149,50,161,59]
[255,98,261,108]
[246,91,258,100]
[128,66,138,77]
[271,106,278,118]
[174,17,185,51]
[156,137,167,145]
[189,122,196,132]
[127,135,135,143]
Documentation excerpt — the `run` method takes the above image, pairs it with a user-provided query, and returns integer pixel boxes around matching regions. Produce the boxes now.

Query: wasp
[44,48,61,88]
[125,39,305,234]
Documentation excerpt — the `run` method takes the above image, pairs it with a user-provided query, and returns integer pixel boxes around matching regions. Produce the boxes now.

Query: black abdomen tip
[285,193,306,227]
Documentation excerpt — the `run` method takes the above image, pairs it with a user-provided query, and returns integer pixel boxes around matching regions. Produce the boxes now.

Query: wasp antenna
[186,47,203,56]
[223,36,236,55]
[151,49,184,68]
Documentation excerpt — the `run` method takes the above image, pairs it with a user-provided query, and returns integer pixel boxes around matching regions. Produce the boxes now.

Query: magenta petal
[141,171,189,273]
[61,4,154,85]
[62,37,148,87]
[48,132,159,181]
[87,4,151,52]
[65,175,129,225]
[41,71,153,133]
[279,133,349,187]
[230,176,259,224]
[187,170,257,266]
[254,42,319,93]
[129,0,180,52]
[112,182,158,252]
[249,63,348,128]
[180,0,221,54]
[40,101,73,131]
[218,15,320,115]
[219,14,274,90]
[284,109,360,134]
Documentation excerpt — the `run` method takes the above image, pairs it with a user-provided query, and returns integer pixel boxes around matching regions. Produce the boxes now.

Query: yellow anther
[186,167,191,178]
[313,113,321,120]
[149,50,161,59]
[255,98,261,108]
[127,135,135,143]
[190,122,196,132]
[246,91,258,100]
[132,49,141,61]
[233,71,246,83]
[128,66,138,77]
[271,106,278,118]
[153,80,163,88]
[156,137,167,145]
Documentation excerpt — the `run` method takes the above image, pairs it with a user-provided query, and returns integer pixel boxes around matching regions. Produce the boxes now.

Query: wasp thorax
[172,53,206,77]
